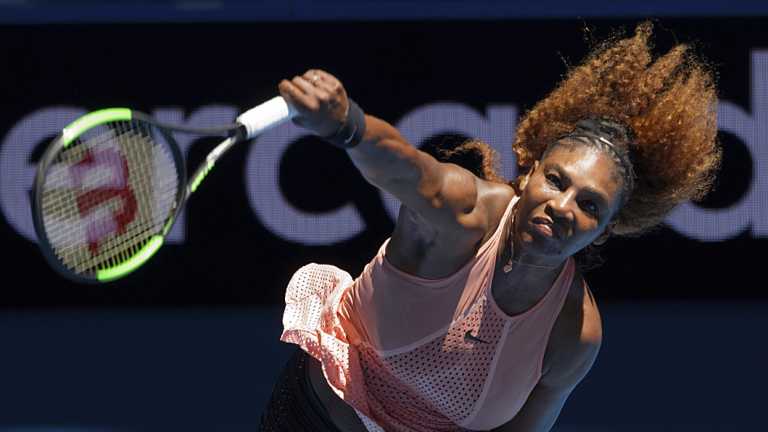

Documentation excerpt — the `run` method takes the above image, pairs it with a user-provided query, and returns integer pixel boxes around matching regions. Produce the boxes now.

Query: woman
[259,22,720,431]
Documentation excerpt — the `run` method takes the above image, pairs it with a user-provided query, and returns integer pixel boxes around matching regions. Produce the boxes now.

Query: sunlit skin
[511,139,625,269]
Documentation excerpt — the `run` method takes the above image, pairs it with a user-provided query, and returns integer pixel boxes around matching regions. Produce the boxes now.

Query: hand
[278,69,349,138]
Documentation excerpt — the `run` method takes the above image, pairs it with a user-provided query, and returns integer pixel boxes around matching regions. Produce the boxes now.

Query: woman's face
[513,140,624,264]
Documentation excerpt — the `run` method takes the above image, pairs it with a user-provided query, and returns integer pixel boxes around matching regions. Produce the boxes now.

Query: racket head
[32,108,187,283]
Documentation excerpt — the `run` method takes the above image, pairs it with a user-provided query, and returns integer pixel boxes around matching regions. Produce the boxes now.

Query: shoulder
[475,179,517,235]
[540,271,603,390]
[394,175,515,244]
[386,176,516,278]
[434,164,516,231]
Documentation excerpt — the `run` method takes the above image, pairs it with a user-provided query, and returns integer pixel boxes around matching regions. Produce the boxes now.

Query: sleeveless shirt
[280,196,575,431]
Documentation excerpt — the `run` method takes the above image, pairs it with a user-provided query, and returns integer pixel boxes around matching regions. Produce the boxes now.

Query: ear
[593,221,616,246]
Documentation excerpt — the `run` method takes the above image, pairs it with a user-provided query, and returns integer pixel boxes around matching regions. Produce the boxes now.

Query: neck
[492,199,567,315]
[502,250,564,281]
[495,248,565,316]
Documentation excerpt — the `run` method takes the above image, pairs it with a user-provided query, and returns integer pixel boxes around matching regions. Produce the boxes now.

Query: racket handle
[236,96,297,139]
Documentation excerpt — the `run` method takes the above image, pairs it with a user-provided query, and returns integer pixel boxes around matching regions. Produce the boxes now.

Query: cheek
[579,216,601,231]
[517,190,539,215]
[522,182,552,209]
[571,216,602,243]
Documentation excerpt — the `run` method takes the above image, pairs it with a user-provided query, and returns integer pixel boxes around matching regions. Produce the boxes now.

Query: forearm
[346,114,429,185]
[275,70,435,189]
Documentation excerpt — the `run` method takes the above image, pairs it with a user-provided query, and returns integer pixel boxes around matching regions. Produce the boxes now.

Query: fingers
[302,71,330,94]
[276,69,347,137]
[304,69,345,98]
[296,74,337,107]
[292,76,324,100]
[311,69,340,85]
[312,76,339,96]
[278,79,313,111]
[302,70,322,86]
[279,76,331,111]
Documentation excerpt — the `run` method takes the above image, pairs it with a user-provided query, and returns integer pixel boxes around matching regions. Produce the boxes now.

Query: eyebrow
[545,163,611,206]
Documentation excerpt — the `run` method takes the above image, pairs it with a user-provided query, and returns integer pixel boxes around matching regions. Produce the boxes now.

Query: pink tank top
[281,196,575,431]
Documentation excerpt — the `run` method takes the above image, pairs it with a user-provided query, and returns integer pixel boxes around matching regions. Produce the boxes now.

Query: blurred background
[1,1,767,430]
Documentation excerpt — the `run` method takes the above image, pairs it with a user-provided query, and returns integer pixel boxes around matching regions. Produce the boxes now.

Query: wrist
[323,99,366,149]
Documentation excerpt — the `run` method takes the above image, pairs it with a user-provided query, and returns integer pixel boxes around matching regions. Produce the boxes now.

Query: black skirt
[259,348,346,431]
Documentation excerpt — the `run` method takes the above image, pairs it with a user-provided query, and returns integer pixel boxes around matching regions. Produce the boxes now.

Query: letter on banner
[151,105,238,243]
[245,121,365,245]
[0,106,86,243]
[666,50,768,240]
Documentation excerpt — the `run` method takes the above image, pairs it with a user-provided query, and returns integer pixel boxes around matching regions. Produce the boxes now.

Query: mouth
[531,217,561,240]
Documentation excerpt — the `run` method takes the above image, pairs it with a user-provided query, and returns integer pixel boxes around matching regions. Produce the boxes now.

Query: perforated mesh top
[280,196,576,431]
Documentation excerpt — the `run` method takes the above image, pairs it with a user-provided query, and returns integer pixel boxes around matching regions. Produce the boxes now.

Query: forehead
[541,143,623,201]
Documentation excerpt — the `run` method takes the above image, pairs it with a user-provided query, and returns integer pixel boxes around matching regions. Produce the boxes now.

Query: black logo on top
[464,330,490,344]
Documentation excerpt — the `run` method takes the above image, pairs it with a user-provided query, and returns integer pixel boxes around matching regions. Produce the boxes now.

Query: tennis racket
[32,96,296,283]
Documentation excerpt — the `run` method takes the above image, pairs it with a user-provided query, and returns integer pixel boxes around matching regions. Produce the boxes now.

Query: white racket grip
[236,96,297,139]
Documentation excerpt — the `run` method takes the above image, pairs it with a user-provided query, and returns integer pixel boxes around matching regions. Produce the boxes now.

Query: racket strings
[40,120,179,277]
[91,121,177,271]
[42,124,129,266]
[86,120,177,271]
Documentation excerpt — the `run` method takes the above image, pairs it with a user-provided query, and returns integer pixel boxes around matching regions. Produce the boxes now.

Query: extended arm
[278,69,484,232]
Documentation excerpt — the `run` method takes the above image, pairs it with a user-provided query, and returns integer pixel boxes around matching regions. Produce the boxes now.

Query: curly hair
[433,138,508,184]
[512,21,721,236]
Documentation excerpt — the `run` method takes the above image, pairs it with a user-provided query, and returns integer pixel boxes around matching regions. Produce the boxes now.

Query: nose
[547,189,576,223]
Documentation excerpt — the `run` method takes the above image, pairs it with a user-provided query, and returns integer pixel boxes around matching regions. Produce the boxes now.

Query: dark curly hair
[440,22,721,239]
[515,21,721,236]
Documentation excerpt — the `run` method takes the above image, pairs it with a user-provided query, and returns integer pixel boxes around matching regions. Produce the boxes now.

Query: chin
[518,230,564,257]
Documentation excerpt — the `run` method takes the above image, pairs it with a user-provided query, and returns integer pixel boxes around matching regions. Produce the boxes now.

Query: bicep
[345,115,485,232]
[373,149,484,232]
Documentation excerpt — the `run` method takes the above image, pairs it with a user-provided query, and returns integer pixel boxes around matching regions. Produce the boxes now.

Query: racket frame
[31,108,244,283]
[32,96,291,283]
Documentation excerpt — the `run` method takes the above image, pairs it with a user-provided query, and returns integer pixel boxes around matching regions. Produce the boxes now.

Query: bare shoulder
[474,179,517,239]
[387,177,516,279]
[540,271,603,390]
[430,165,517,234]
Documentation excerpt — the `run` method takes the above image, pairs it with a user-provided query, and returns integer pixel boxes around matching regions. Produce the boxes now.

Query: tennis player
[259,22,720,431]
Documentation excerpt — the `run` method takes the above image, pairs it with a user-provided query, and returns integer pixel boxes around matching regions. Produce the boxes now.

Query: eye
[580,200,599,218]
[545,174,562,190]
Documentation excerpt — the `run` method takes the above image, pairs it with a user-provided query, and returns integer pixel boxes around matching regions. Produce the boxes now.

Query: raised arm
[278,69,485,233]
